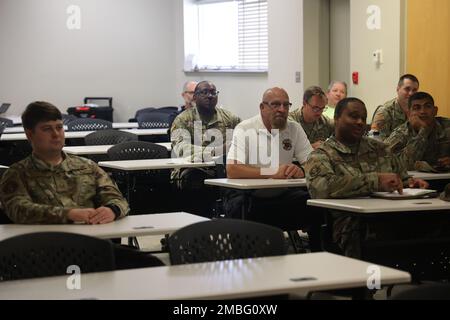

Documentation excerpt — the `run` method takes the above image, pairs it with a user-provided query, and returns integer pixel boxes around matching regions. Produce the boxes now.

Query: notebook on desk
[371,188,438,200]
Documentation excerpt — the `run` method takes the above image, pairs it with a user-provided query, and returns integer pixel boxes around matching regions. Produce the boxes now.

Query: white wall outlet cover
[366,5,381,30]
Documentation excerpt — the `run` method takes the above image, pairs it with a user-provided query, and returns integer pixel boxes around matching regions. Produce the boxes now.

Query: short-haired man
[180,80,198,112]
[385,91,450,170]
[168,81,198,130]
[305,97,428,257]
[323,80,347,119]
[0,101,129,224]
[371,74,420,139]
[226,87,322,251]
[289,86,334,149]
[170,81,241,216]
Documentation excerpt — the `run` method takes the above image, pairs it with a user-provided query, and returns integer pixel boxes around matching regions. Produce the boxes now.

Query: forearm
[307,172,379,199]
[2,198,70,224]
[226,164,269,178]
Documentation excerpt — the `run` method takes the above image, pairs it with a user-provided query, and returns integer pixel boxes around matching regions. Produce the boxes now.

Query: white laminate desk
[205,178,307,190]
[112,122,139,129]
[63,143,172,155]
[98,158,215,171]
[0,212,208,242]
[2,122,140,134]
[3,127,25,134]
[0,128,169,141]
[121,128,168,135]
[307,197,450,214]
[3,115,21,125]
[0,252,410,300]
[408,171,450,181]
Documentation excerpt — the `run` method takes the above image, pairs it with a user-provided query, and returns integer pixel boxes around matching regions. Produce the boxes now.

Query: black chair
[0,117,13,128]
[107,141,168,160]
[67,118,113,131]
[85,129,138,146]
[61,114,78,125]
[168,219,287,265]
[0,232,115,281]
[137,111,172,129]
[390,283,450,300]
[107,141,171,214]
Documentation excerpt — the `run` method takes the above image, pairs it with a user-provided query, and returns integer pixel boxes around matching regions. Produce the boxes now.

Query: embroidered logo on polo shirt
[282,139,292,151]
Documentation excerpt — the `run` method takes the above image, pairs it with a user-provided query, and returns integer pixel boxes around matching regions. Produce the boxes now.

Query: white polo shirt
[227,114,313,169]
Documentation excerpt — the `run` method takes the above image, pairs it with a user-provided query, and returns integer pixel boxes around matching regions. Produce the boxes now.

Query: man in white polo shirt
[225,87,322,251]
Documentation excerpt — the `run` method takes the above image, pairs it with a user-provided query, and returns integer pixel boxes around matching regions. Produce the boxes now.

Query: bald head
[262,87,289,103]
[260,87,290,130]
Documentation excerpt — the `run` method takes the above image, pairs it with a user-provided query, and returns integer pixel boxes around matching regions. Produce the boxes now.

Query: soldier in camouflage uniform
[305,97,428,257]
[289,86,333,149]
[170,81,241,184]
[385,92,450,171]
[371,74,419,140]
[0,101,129,224]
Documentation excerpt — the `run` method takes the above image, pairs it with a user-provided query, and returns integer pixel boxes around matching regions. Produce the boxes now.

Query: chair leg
[287,230,307,253]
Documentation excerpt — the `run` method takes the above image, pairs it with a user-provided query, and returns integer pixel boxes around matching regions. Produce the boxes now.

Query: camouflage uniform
[305,136,409,257]
[371,98,408,140]
[289,108,334,144]
[0,153,129,224]
[384,117,450,170]
[170,106,241,182]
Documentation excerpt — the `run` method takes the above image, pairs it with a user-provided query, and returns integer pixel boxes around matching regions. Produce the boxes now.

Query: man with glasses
[385,91,450,171]
[289,86,334,149]
[171,81,241,216]
[225,87,321,251]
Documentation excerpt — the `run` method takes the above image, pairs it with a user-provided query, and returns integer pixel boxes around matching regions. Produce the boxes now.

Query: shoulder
[65,154,97,170]
[173,108,196,124]
[234,115,259,131]
[289,109,301,122]
[7,156,32,172]
[217,107,241,123]
[380,98,397,114]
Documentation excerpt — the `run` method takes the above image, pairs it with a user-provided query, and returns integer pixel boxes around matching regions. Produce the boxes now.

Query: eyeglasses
[184,91,195,95]
[195,89,219,97]
[262,101,292,110]
[306,102,327,113]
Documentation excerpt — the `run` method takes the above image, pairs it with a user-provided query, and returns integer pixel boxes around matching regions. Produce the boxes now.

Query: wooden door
[407,0,450,117]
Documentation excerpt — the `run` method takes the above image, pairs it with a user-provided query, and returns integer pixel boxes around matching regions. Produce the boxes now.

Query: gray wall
[303,0,330,90]
[330,0,350,85]
[0,0,402,122]
[349,0,402,118]
[0,0,177,122]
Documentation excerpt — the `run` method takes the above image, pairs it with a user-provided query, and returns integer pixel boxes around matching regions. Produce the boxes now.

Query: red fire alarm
[352,72,359,85]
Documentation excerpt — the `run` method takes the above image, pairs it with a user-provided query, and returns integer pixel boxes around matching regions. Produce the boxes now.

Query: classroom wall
[174,0,304,120]
[329,0,350,86]
[0,0,177,122]
[0,0,403,122]
[303,0,330,91]
[349,0,402,119]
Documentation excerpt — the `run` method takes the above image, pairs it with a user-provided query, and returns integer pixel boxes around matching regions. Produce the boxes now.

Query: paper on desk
[371,188,438,200]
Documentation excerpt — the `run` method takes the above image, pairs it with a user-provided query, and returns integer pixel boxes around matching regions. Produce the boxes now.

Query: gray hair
[327,80,348,93]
